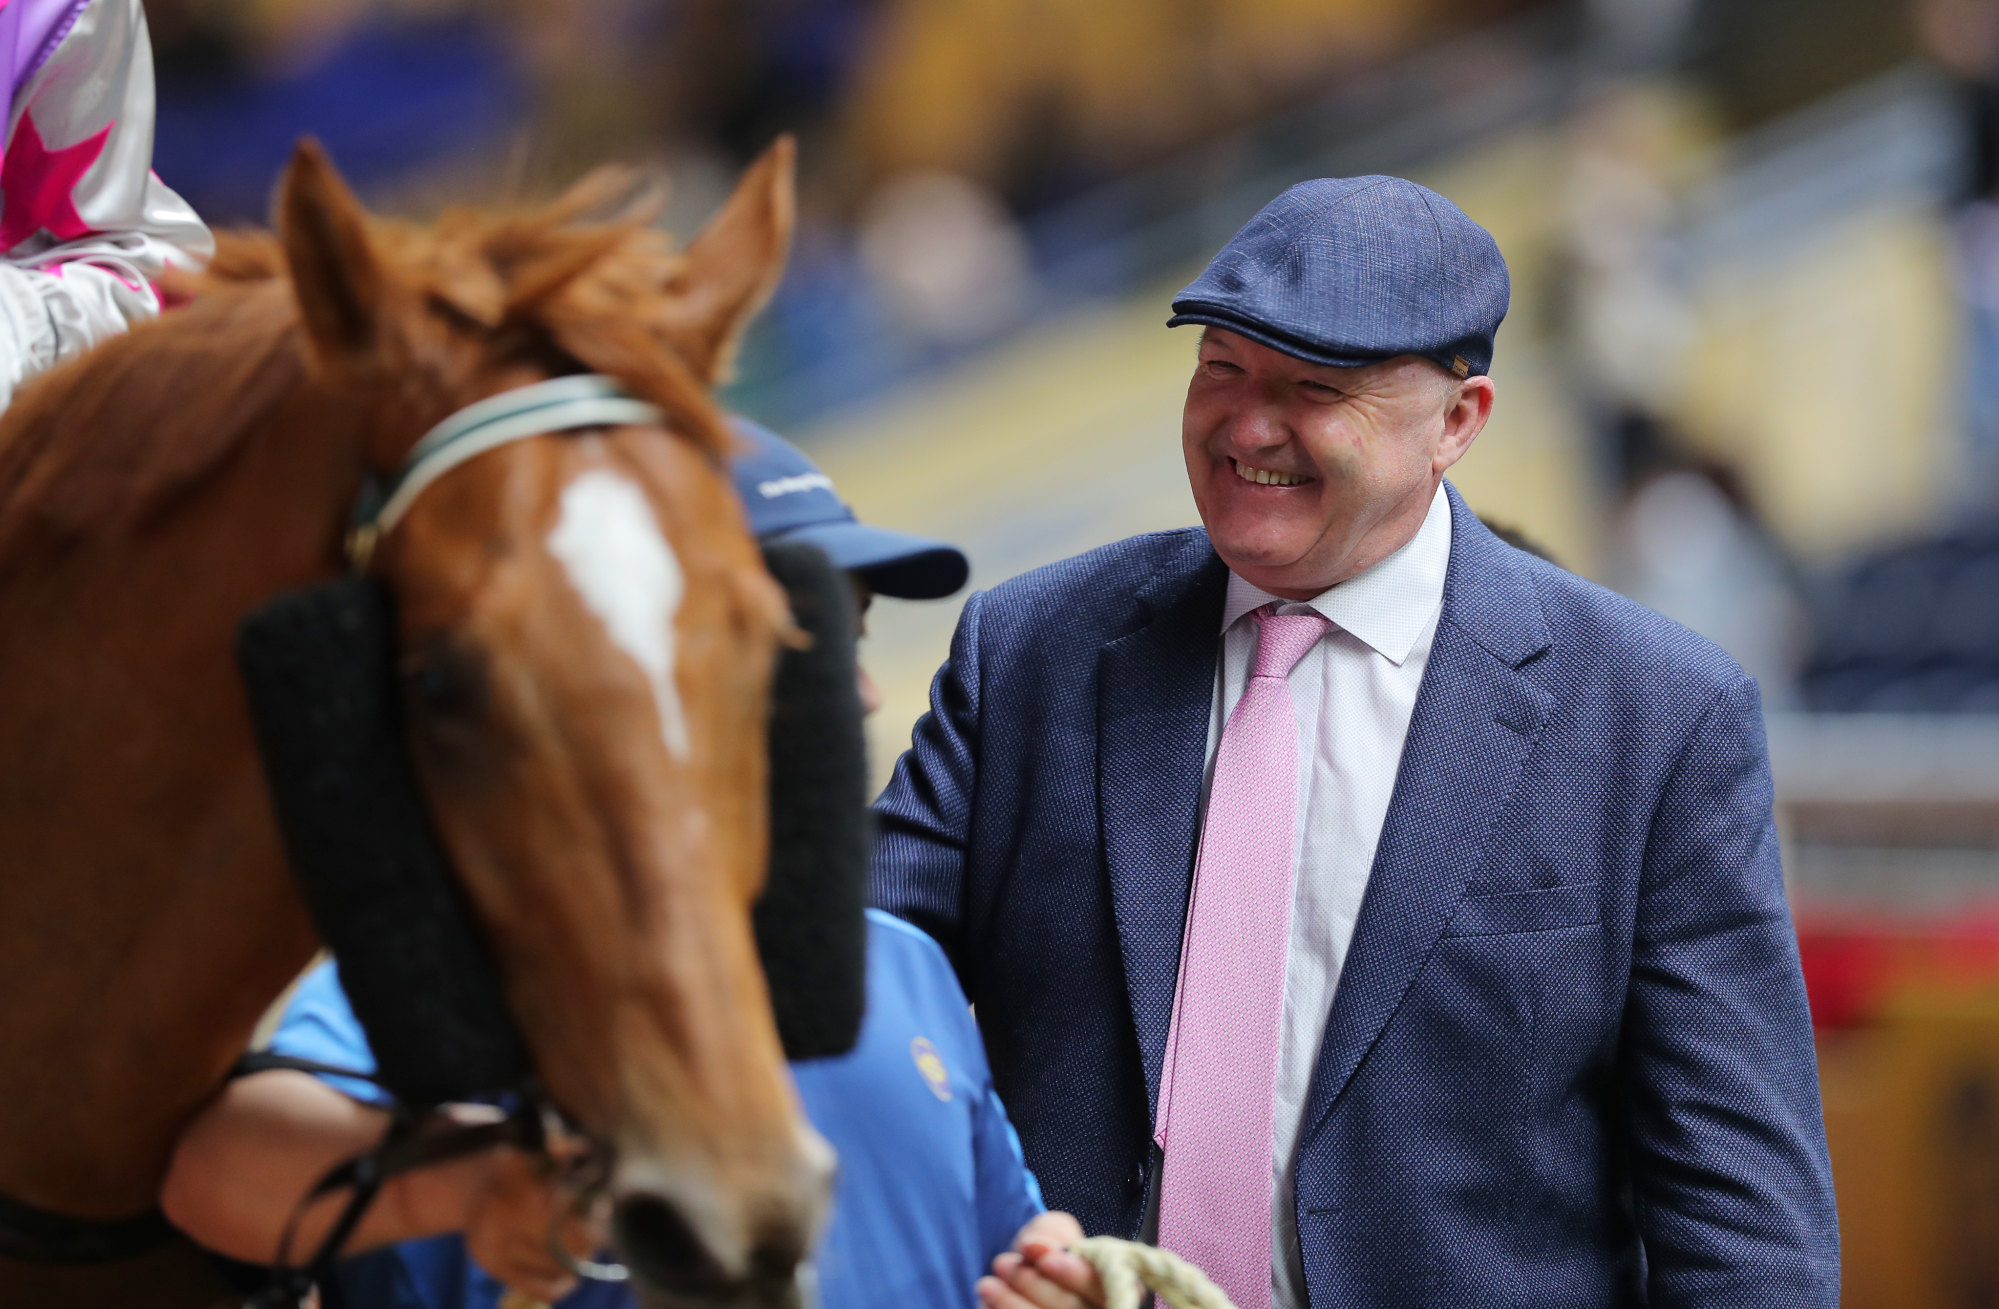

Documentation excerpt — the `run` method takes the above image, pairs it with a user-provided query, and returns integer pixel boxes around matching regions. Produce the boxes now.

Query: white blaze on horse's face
[548,467,692,759]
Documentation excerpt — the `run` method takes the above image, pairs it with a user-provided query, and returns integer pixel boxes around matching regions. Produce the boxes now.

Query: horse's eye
[402,645,488,726]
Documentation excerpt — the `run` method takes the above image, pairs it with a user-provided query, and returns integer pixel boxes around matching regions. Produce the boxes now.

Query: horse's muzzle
[612,1194,814,1308]
[608,1134,834,1309]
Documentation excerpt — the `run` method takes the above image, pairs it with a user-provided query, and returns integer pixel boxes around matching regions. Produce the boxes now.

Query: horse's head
[272,143,830,1304]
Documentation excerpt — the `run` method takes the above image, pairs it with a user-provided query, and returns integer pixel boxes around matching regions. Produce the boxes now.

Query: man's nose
[1220,405,1290,453]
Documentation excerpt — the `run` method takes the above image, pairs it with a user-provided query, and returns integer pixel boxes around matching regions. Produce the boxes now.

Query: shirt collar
[1219,482,1453,666]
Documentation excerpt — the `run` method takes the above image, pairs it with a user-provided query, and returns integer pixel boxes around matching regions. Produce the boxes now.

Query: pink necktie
[1156,605,1329,1309]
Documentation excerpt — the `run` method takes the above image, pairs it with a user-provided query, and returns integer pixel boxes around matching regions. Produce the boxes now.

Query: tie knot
[1250,606,1330,680]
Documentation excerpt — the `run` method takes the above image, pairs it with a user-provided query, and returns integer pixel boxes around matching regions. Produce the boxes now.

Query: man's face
[849,576,883,717]
[1181,328,1493,599]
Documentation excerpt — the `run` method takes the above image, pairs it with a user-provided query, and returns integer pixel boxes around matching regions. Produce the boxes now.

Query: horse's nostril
[748,1230,808,1283]
[611,1192,811,1304]
[611,1195,731,1298]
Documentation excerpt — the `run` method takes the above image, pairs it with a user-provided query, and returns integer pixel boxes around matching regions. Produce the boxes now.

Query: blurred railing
[729,2,1592,428]
[1019,3,1587,307]
[1771,714,1999,912]
[1682,64,1961,263]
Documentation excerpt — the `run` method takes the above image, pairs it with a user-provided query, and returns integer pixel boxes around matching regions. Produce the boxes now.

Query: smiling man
[878,176,1839,1309]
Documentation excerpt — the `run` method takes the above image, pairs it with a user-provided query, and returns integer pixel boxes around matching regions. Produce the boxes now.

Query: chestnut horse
[0,141,829,1307]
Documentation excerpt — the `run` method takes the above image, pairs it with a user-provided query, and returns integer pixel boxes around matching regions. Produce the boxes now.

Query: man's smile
[1230,457,1312,487]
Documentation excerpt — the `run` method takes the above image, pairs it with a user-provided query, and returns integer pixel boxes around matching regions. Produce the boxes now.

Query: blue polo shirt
[272,910,1044,1309]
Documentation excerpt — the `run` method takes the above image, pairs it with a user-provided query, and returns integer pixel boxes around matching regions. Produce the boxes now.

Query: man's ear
[667,135,796,384]
[278,139,388,379]
[1436,374,1495,474]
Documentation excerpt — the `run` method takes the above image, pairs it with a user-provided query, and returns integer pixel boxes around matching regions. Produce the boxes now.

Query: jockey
[0,0,211,408]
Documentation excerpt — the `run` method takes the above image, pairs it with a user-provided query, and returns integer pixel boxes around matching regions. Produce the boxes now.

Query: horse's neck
[0,387,360,1216]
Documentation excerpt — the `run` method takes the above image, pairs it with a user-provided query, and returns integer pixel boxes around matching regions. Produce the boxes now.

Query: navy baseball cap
[1168,175,1510,378]
[730,419,969,600]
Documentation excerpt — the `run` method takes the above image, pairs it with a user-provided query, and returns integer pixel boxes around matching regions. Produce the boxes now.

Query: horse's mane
[0,176,731,569]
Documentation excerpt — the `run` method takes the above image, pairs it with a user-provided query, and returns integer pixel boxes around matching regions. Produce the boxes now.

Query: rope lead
[1070,1237,1238,1309]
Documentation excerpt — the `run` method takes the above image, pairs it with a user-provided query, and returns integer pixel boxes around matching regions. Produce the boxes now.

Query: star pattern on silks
[0,112,110,252]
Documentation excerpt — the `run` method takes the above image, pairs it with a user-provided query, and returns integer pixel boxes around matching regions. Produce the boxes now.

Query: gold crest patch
[910,1037,952,1101]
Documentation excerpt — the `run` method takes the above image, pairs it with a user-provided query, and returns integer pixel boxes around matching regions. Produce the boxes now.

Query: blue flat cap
[1168,175,1510,378]
[730,419,970,600]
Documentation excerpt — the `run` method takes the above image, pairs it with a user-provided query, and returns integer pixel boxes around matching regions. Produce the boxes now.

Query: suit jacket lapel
[1098,536,1229,1125]
[1298,486,1555,1146]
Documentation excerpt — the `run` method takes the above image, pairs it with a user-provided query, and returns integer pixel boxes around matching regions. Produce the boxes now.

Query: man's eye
[1204,360,1241,376]
[1301,381,1343,397]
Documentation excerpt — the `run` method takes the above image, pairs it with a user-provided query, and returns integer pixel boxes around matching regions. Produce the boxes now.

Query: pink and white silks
[0,0,211,408]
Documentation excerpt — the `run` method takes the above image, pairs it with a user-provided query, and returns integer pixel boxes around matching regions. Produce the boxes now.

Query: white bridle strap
[350,375,665,568]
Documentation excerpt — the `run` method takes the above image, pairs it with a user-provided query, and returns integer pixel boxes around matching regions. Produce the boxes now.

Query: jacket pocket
[1443,882,1600,937]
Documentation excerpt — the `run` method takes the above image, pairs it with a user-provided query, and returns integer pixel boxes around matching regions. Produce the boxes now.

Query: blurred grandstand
[144,0,1999,1299]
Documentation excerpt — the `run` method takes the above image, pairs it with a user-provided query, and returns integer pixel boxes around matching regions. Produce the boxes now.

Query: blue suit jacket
[872,485,1839,1307]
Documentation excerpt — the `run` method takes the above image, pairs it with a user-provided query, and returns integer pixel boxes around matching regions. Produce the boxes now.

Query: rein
[0,377,662,1282]
[235,1054,622,1309]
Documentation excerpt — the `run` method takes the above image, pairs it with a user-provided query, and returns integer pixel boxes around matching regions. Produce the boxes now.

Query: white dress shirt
[1198,483,1452,1309]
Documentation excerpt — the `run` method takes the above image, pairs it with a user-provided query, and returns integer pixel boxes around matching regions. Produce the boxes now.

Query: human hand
[459,1148,595,1304]
[977,1211,1106,1309]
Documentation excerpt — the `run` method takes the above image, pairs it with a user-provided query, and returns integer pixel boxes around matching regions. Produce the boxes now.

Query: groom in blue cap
[885,176,1840,1309]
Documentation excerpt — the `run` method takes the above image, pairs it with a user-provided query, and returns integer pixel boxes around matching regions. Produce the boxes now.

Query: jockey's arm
[161,1068,585,1304]
[0,0,212,408]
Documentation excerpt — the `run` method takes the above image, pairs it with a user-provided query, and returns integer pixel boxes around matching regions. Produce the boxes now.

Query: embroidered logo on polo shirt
[910,1037,952,1101]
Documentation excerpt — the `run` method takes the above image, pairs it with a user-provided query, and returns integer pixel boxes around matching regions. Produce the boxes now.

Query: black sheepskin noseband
[236,540,871,1106]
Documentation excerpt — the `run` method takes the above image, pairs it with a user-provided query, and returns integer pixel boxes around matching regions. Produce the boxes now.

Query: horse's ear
[670,135,795,384]
[278,140,387,377]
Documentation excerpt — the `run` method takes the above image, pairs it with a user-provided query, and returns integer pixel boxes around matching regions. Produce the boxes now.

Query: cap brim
[771,521,970,600]
[1167,308,1392,370]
